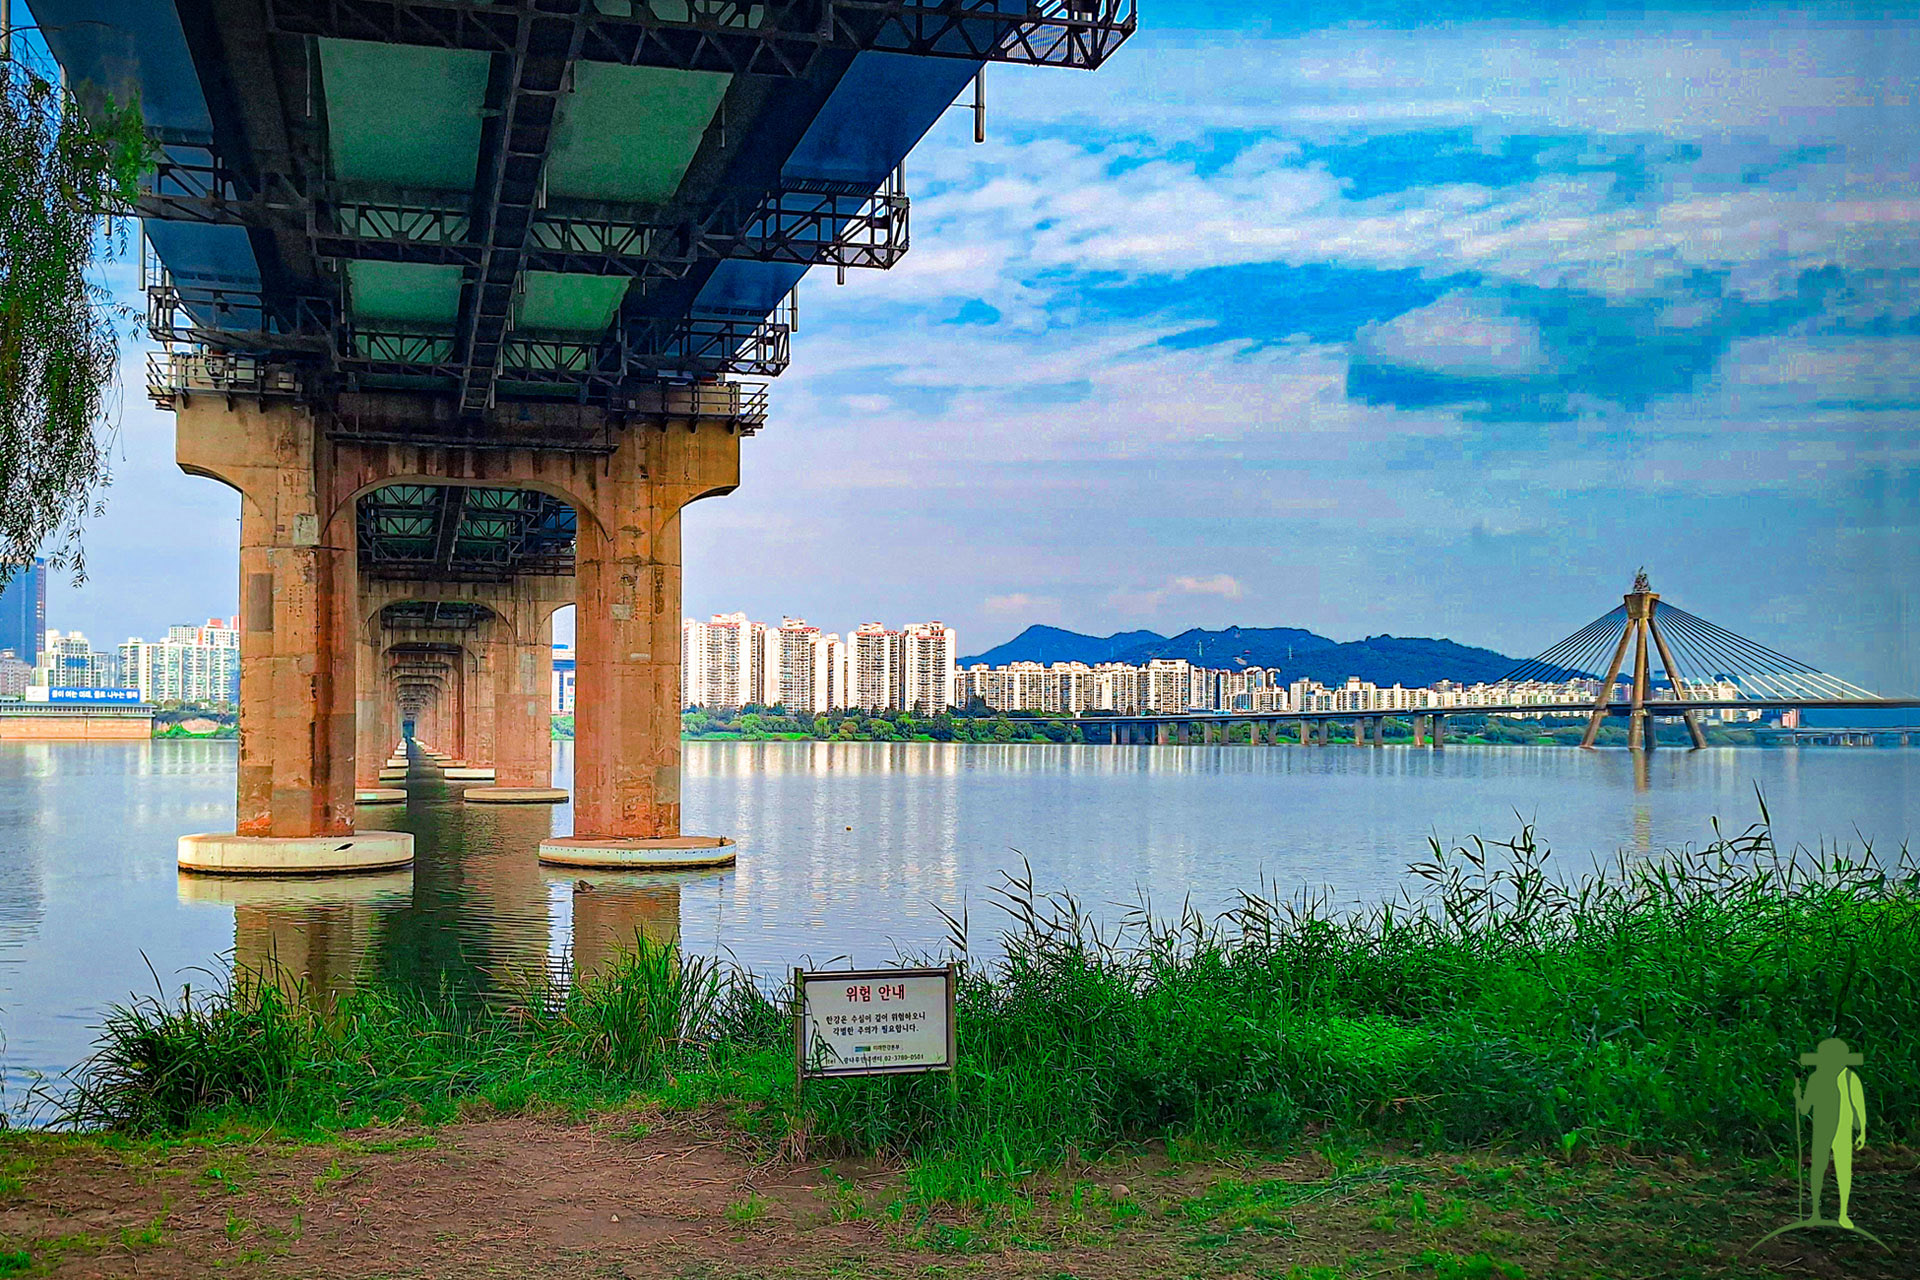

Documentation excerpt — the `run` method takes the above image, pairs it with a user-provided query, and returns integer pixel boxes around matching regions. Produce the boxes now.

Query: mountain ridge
[960,624,1523,688]
[959,625,1167,668]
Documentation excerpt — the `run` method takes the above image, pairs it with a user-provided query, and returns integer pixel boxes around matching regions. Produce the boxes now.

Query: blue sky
[47,2,1920,692]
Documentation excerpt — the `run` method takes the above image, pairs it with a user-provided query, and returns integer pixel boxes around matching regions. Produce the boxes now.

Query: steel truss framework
[139,0,1132,437]
[147,274,791,387]
[378,601,496,631]
[140,156,903,293]
[358,484,577,582]
[265,0,1137,76]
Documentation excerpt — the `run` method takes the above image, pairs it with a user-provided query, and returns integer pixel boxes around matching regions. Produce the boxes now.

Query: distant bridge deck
[1081,699,1920,727]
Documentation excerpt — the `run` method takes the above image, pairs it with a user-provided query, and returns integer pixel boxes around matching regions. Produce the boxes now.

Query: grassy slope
[7,816,1917,1276]
[52,819,1917,1164]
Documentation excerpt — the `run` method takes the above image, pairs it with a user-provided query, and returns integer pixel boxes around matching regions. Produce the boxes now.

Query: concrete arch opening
[175,400,739,869]
[358,479,576,806]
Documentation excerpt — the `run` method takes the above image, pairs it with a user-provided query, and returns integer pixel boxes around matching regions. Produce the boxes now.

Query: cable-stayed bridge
[1085,575,1917,750]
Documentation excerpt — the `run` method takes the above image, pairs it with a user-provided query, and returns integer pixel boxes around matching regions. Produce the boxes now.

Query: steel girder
[141,156,912,277]
[357,484,577,582]
[378,601,496,631]
[264,0,1138,75]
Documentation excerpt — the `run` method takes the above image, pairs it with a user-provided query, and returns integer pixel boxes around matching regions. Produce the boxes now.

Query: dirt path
[0,1112,1912,1278]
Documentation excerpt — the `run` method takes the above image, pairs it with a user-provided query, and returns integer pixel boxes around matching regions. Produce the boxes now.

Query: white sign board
[794,965,956,1079]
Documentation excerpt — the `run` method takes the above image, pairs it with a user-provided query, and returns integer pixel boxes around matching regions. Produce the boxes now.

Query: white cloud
[1356,293,1548,377]
[1172,573,1245,599]
[984,592,1059,614]
[1105,574,1248,617]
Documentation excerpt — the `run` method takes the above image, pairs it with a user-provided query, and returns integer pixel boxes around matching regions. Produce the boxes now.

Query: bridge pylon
[1499,571,1892,752]
[1578,572,1709,751]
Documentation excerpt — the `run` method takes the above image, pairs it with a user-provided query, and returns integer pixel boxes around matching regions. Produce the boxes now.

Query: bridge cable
[1500,608,1625,683]
[1662,610,1798,698]
[1660,608,1861,700]
[1663,605,1875,699]
[1657,610,1730,696]
[1501,610,1625,686]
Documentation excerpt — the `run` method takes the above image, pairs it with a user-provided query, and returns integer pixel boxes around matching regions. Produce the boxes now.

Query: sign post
[793,965,957,1094]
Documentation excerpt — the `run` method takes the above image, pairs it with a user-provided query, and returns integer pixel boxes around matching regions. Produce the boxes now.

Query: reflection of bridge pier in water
[551,870,728,984]
[391,795,556,999]
[177,871,414,1004]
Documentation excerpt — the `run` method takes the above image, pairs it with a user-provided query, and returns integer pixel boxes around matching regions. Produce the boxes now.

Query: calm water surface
[1,738,1915,1113]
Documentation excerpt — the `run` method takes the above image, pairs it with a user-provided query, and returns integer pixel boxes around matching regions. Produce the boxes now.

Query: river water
[1,738,1915,1115]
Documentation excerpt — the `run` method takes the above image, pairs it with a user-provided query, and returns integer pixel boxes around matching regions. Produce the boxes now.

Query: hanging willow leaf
[0,52,152,586]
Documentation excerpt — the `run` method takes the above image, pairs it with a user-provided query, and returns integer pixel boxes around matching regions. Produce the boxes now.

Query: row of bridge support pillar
[172,394,743,873]
[352,576,570,800]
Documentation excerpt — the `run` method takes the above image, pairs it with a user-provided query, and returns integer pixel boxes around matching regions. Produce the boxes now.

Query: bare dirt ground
[1,1109,1913,1279]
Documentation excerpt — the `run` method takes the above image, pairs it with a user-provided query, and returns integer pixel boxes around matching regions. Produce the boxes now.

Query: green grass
[722,1193,768,1226]
[52,808,1919,1212]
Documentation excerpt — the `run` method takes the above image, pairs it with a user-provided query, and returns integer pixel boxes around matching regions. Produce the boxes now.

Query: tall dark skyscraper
[0,559,47,667]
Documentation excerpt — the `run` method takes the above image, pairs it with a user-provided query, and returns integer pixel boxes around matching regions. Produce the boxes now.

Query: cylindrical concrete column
[462,636,496,768]
[354,627,385,789]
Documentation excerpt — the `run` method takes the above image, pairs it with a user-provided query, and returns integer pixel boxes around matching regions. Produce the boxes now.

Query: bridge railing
[145,349,305,410]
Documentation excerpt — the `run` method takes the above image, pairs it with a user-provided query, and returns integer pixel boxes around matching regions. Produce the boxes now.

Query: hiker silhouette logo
[1751,1038,1890,1254]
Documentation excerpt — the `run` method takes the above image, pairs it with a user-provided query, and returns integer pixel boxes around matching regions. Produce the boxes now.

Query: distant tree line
[683,702,1085,744]
[537,708,1767,748]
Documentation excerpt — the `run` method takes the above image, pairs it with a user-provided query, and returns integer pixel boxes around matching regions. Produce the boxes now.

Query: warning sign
[794,965,956,1079]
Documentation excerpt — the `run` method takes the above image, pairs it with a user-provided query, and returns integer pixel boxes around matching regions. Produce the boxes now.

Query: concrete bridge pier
[368,580,571,805]
[175,401,413,875]
[1432,715,1447,749]
[540,421,740,871]
[469,603,567,805]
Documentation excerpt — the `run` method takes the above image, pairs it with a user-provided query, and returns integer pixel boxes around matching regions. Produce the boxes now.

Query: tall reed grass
[58,808,1919,1181]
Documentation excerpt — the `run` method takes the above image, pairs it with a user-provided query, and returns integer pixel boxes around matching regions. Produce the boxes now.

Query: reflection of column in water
[558,871,694,982]
[177,871,413,1005]
[1631,747,1654,854]
[453,801,561,991]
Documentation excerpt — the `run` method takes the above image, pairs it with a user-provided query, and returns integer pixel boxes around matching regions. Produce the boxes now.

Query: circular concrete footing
[465,786,568,804]
[356,788,407,804]
[178,831,415,875]
[178,868,414,908]
[444,766,495,781]
[538,835,735,869]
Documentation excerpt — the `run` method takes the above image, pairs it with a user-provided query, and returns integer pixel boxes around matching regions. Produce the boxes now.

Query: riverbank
[56,821,1917,1150]
[4,1113,1913,1278]
[11,817,1912,1275]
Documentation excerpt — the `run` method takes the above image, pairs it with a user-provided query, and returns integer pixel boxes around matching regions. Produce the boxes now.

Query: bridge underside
[33,0,1134,439]
[30,0,1134,860]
